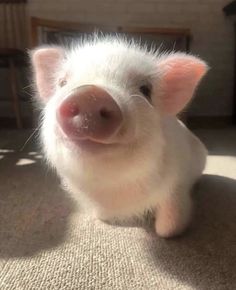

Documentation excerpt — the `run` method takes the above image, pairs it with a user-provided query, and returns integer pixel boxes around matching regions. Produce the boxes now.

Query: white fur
[34,37,207,238]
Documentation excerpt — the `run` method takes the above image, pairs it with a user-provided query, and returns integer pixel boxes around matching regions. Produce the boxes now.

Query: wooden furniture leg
[8,57,23,129]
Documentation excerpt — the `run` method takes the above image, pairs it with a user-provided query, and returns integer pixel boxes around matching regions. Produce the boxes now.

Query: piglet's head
[31,41,208,159]
[31,46,125,146]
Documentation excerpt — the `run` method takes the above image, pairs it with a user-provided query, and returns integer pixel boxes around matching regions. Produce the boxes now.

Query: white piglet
[31,37,208,238]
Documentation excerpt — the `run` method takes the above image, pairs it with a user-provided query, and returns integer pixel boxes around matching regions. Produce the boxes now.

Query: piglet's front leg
[155,191,192,238]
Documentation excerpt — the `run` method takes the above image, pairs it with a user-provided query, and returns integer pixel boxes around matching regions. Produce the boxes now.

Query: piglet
[30,37,208,238]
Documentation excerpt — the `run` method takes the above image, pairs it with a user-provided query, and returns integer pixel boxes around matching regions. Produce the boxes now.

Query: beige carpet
[0,128,235,290]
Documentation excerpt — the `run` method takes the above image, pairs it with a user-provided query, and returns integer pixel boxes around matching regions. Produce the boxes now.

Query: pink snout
[57,85,123,143]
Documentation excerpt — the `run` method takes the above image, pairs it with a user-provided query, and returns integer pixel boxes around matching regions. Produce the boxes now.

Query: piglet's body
[31,37,208,238]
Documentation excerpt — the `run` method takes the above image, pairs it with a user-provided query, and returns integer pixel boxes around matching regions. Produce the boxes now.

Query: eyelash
[59,79,67,87]
[139,84,152,100]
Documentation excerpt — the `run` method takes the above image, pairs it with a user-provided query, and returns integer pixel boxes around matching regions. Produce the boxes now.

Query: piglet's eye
[59,79,67,87]
[139,85,152,100]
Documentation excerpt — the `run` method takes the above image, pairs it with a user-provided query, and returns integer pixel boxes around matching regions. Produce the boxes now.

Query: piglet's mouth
[58,129,121,153]
[67,137,120,151]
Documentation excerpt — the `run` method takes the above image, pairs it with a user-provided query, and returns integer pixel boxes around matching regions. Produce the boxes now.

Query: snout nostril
[69,106,80,116]
[59,102,80,118]
[100,108,112,120]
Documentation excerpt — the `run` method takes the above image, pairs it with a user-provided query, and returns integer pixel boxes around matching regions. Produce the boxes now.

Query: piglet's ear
[31,47,65,102]
[158,53,208,115]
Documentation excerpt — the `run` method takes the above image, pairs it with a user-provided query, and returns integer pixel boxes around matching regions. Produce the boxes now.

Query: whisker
[20,127,40,151]
[22,91,35,98]
[22,84,34,90]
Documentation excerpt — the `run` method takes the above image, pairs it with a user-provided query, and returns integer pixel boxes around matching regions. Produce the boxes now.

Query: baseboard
[187,116,233,129]
[0,116,234,130]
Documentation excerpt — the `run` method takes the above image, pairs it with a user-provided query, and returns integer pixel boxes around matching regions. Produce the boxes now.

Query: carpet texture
[0,129,235,290]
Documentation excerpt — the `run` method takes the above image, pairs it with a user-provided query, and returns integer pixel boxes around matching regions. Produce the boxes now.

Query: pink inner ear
[32,47,65,101]
[159,55,208,115]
